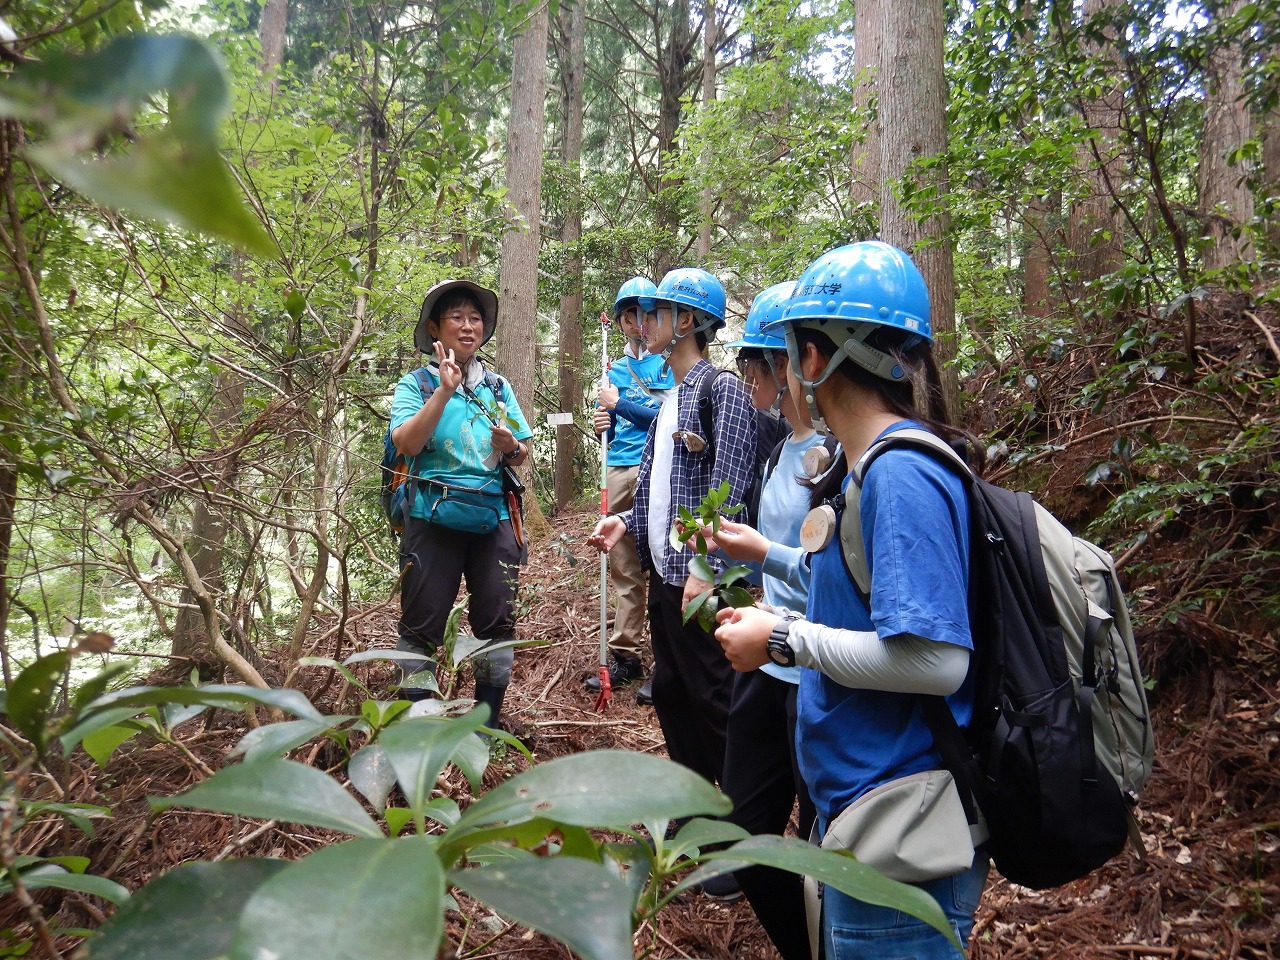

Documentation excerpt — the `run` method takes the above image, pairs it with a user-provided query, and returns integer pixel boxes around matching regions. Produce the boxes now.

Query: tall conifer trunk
[1199,0,1253,272]
[497,0,551,533]
[554,0,586,512]
[878,0,956,419]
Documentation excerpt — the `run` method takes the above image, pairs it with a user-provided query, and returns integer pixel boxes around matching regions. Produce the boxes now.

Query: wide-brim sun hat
[414,279,499,353]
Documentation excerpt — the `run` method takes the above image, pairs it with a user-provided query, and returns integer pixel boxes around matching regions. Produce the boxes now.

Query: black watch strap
[767,614,800,667]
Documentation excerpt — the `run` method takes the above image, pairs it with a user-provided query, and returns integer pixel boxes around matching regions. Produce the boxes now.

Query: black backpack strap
[401,368,437,523]
[921,696,984,827]
[838,428,987,826]
[696,368,732,459]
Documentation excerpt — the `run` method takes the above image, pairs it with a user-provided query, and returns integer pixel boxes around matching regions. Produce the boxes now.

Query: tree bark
[1012,0,1052,320]
[655,0,694,274]
[1199,0,1253,272]
[1067,0,1125,297]
[497,0,551,535]
[850,0,881,210]
[554,0,586,512]
[1265,98,1280,251]
[0,122,28,686]
[696,0,717,259]
[259,0,289,90]
[877,0,957,419]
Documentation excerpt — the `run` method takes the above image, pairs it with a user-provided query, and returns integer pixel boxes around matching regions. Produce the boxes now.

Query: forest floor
[11,298,1280,959]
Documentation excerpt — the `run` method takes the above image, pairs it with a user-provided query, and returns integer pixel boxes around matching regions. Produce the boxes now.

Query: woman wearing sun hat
[389,279,534,730]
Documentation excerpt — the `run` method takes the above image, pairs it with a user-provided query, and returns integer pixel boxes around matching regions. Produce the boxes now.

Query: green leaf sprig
[671,481,758,631]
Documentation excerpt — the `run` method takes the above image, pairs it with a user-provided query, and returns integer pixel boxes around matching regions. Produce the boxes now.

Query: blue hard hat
[780,240,931,342]
[614,276,657,317]
[726,281,793,351]
[654,267,727,336]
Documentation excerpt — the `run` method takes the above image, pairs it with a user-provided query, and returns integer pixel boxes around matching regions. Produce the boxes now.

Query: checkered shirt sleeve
[621,360,758,586]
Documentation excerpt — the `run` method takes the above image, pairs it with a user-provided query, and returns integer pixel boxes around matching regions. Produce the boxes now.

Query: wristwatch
[767,614,801,667]
[502,444,521,461]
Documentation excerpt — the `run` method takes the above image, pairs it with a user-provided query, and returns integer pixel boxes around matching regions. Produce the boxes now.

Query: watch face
[768,643,790,666]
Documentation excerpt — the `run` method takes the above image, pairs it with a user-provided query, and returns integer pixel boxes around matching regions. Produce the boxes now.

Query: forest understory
[8,298,1279,960]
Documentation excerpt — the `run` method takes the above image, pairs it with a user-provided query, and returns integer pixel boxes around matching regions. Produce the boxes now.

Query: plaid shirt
[621,359,759,586]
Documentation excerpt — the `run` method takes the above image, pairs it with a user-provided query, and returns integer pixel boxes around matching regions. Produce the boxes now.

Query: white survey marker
[546,412,575,426]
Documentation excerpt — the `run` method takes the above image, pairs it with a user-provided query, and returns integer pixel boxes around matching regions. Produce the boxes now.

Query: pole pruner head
[593,664,613,712]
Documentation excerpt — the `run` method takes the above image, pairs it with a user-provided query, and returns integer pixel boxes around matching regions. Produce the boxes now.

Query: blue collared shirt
[620,359,758,586]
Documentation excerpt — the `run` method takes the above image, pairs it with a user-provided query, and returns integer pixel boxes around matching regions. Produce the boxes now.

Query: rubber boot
[473,681,508,731]
[585,652,645,692]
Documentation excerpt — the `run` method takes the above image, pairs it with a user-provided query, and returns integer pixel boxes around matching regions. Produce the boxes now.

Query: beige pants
[607,465,648,661]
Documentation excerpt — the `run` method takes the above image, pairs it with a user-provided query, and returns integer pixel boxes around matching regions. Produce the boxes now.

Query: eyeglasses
[442,313,484,328]
[735,356,779,378]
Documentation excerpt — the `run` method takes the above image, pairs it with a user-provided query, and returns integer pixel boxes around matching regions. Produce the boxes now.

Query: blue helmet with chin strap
[771,241,932,434]
[654,267,727,339]
[614,276,657,317]
[725,281,792,352]
[780,240,931,377]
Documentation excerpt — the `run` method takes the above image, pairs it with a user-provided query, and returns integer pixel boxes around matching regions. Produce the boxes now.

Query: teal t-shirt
[389,366,534,521]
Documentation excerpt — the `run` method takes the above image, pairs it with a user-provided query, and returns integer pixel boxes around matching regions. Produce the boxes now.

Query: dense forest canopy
[0,0,1277,956]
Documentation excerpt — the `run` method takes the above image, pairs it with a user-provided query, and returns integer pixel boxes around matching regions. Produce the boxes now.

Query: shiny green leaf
[80,684,324,724]
[456,750,730,832]
[81,859,287,960]
[151,759,382,838]
[450,857,634,960]
[228,838,444,960]
[374,712,487,814]
[4,863,129,906]
[6,651,73,747]
[230,718,336,763]
[82,723,142,768]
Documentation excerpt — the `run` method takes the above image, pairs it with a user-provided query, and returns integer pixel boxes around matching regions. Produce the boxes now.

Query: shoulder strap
[412,367,437,400]
[837,428,988,829]
[696,368,733,457]
[620,358,653,398]
[839,428,974,598]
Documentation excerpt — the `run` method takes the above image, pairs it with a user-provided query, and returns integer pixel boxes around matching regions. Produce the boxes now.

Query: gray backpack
[840,428,1154,888]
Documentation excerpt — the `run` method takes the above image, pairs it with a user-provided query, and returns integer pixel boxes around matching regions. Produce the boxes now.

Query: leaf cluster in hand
[672,482,757,631]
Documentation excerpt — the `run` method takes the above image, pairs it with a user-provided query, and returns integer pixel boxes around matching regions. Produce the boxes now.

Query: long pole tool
[594,311,613,712]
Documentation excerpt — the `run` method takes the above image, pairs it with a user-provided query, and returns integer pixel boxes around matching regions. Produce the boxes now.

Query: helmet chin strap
[658,308,716,364]
[767,355,788,415]
[784,322,911,432]
[784,334,831,436]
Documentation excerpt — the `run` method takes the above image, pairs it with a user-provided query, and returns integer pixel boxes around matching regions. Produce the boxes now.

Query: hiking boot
[695,871,743,903]
[585,653,645,692]
[636,678,653,705]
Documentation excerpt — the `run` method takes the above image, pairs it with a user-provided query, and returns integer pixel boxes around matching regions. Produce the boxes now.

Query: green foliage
[672,482,757,631]
[0,35,277,257]
[1,645,959,960]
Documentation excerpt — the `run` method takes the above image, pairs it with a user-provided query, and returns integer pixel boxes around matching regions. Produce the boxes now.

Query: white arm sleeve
[788,622,970,696]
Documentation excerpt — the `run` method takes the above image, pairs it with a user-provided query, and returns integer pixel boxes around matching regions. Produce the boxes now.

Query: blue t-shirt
[604,352,673,467]
[797,423,974,826]
[389,366,534,521]
[757,431,825,683]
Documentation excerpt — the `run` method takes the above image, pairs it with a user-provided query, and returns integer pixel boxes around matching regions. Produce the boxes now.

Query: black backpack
[839,428,1154,889]
[696,369,790,527]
